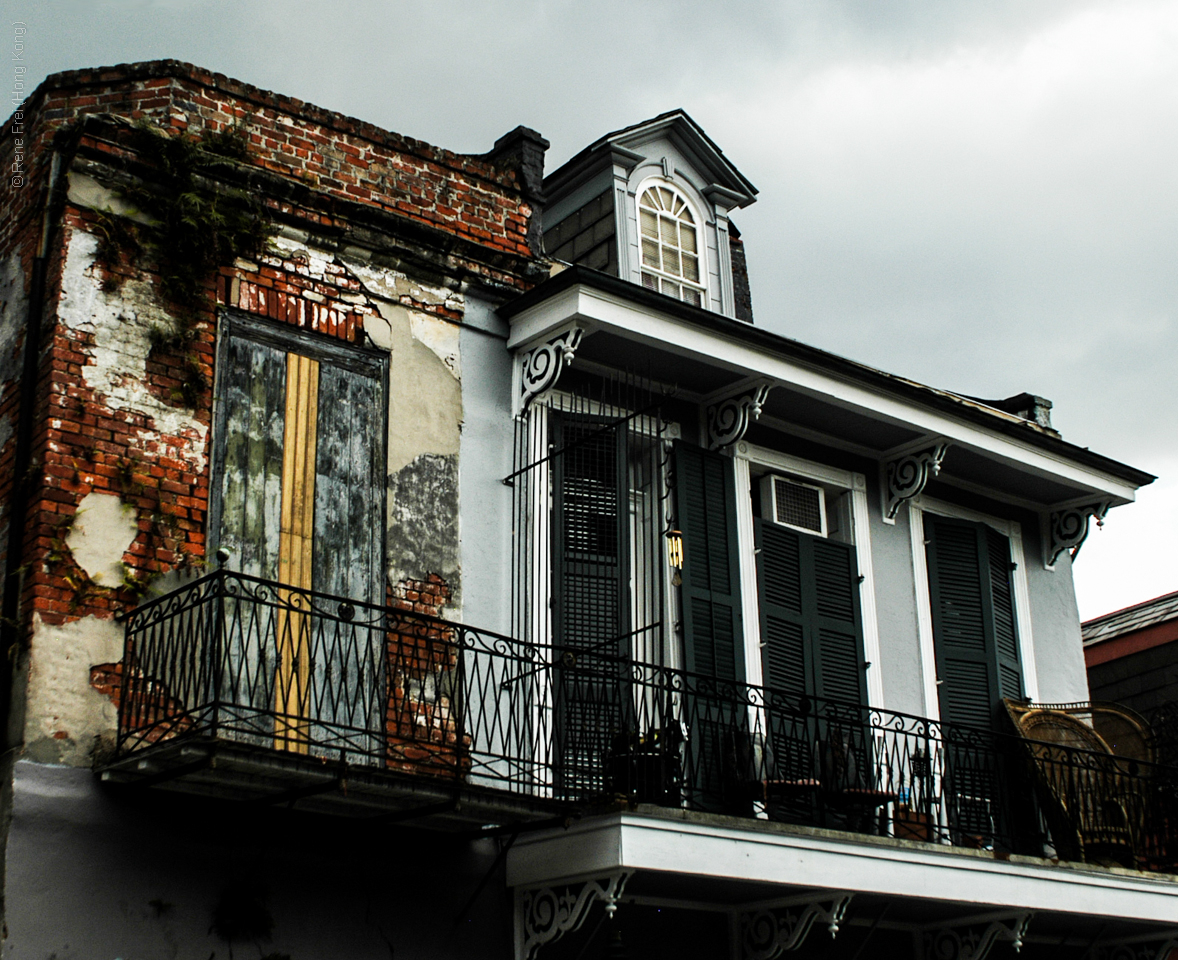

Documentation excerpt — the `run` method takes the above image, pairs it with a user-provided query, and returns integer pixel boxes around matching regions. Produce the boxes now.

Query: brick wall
[1,60,541,270]
[386,575,469,776]
[0,60,546,635]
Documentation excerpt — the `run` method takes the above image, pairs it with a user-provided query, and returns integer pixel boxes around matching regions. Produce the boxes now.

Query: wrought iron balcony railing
[113,571,1178,869]
[116,569,557,795]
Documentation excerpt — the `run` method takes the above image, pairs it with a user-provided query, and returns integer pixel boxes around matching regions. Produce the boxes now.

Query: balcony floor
[100,737,570,831]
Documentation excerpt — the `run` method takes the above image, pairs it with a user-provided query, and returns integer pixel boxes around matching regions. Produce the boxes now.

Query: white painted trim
[613,175,633,284]
[715,216,735,318]
[851,475,885,708]
[738,441,855,490]
[507,813,1178,923]
[733,442,883,708]
[909,505,941,721]
[731,455,763,690]
[504,286,1140,504]
[911,496,1040,708]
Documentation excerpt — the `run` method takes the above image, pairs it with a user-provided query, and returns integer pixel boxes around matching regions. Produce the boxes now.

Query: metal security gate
[509,374,675,802]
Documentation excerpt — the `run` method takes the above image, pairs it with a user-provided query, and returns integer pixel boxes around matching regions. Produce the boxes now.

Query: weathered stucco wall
[1023,523,1091,704]
[351,262,466,613]
[456,294,515,635]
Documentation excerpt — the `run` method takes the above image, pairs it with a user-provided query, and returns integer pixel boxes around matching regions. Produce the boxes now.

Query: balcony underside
[100,736,569,831]
[509,808,1178,951]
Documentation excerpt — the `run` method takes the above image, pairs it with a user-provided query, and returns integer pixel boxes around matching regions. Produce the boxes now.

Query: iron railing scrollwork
[115,573,1178,870]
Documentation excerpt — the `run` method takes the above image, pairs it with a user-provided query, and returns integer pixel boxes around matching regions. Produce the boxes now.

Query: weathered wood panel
[211,309,389,757]
[314,362,383,605]
[312,361,385,745]
[214,335,287,728]
[275,352,319,751]
[217,336,286,580]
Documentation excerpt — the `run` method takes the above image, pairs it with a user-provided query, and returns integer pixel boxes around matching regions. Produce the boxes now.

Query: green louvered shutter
[674,442,744,811]
[756,522,865,706]
[925,514,1023,845]
[674,442,743,681]
[811,537,867,705]
[985,526,1024,705]
[552,414,630,798]
[755,522,807,694]
[925,515,1023,730]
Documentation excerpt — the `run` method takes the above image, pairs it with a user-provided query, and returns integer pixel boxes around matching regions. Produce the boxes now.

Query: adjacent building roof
[1083,591,1178,647]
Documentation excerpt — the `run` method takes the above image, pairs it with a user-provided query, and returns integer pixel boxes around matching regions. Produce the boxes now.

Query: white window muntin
[635,179,707,307]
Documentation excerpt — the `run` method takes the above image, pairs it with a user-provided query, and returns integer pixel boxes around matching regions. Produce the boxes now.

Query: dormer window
[639,184,704,307]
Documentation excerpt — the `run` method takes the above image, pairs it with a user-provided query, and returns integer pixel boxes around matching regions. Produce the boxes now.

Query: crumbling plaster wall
[21,219,210,766]
[23,613,123,765]
[57,228,209,473]
[31,225,476,764]
[345,253,465,613]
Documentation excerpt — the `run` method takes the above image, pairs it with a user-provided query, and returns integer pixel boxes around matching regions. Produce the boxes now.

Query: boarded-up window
[208,310,388,751]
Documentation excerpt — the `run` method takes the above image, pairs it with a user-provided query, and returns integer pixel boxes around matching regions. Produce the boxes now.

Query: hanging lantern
[666,530,684,586]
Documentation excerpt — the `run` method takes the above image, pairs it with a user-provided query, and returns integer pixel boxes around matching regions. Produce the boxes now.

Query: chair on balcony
[815,725,897,833]
[1003,699,1148,866]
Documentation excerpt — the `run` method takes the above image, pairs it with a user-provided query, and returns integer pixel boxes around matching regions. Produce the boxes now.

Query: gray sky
[17,0,1178,619]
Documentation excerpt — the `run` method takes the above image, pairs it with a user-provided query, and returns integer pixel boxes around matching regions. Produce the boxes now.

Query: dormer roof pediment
[544,109,758,210]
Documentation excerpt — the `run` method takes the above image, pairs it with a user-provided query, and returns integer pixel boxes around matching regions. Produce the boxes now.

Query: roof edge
[8,59,522,189]
[500,265,1156,490]
[544,109,757,208]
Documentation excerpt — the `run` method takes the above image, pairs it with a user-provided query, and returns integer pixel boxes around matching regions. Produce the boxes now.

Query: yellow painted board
[276,352,319,752]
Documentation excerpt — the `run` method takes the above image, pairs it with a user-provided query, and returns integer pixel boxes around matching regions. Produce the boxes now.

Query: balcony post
[209,569,224,739]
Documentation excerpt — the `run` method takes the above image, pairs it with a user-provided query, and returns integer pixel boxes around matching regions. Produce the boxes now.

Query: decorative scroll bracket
[923,912,1032,960]
[739,892,853,960]
[707,384,772,451]
[1048,501,1111,567]
[519,326,584,409]
[884,443,950,521]
[518,871,631,959]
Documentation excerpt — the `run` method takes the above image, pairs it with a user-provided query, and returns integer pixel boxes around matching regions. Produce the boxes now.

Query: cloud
[20,0,1178,616]
[696,0,1178,464]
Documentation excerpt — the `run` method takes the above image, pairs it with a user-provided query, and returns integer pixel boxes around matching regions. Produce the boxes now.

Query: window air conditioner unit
[760,474,827,537]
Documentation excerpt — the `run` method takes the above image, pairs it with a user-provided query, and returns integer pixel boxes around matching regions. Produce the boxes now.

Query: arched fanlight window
[638,184,704,307]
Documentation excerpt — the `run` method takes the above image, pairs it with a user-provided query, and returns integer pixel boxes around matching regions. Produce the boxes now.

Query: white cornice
[507,812,1178,923]
[505,284,1141,505]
